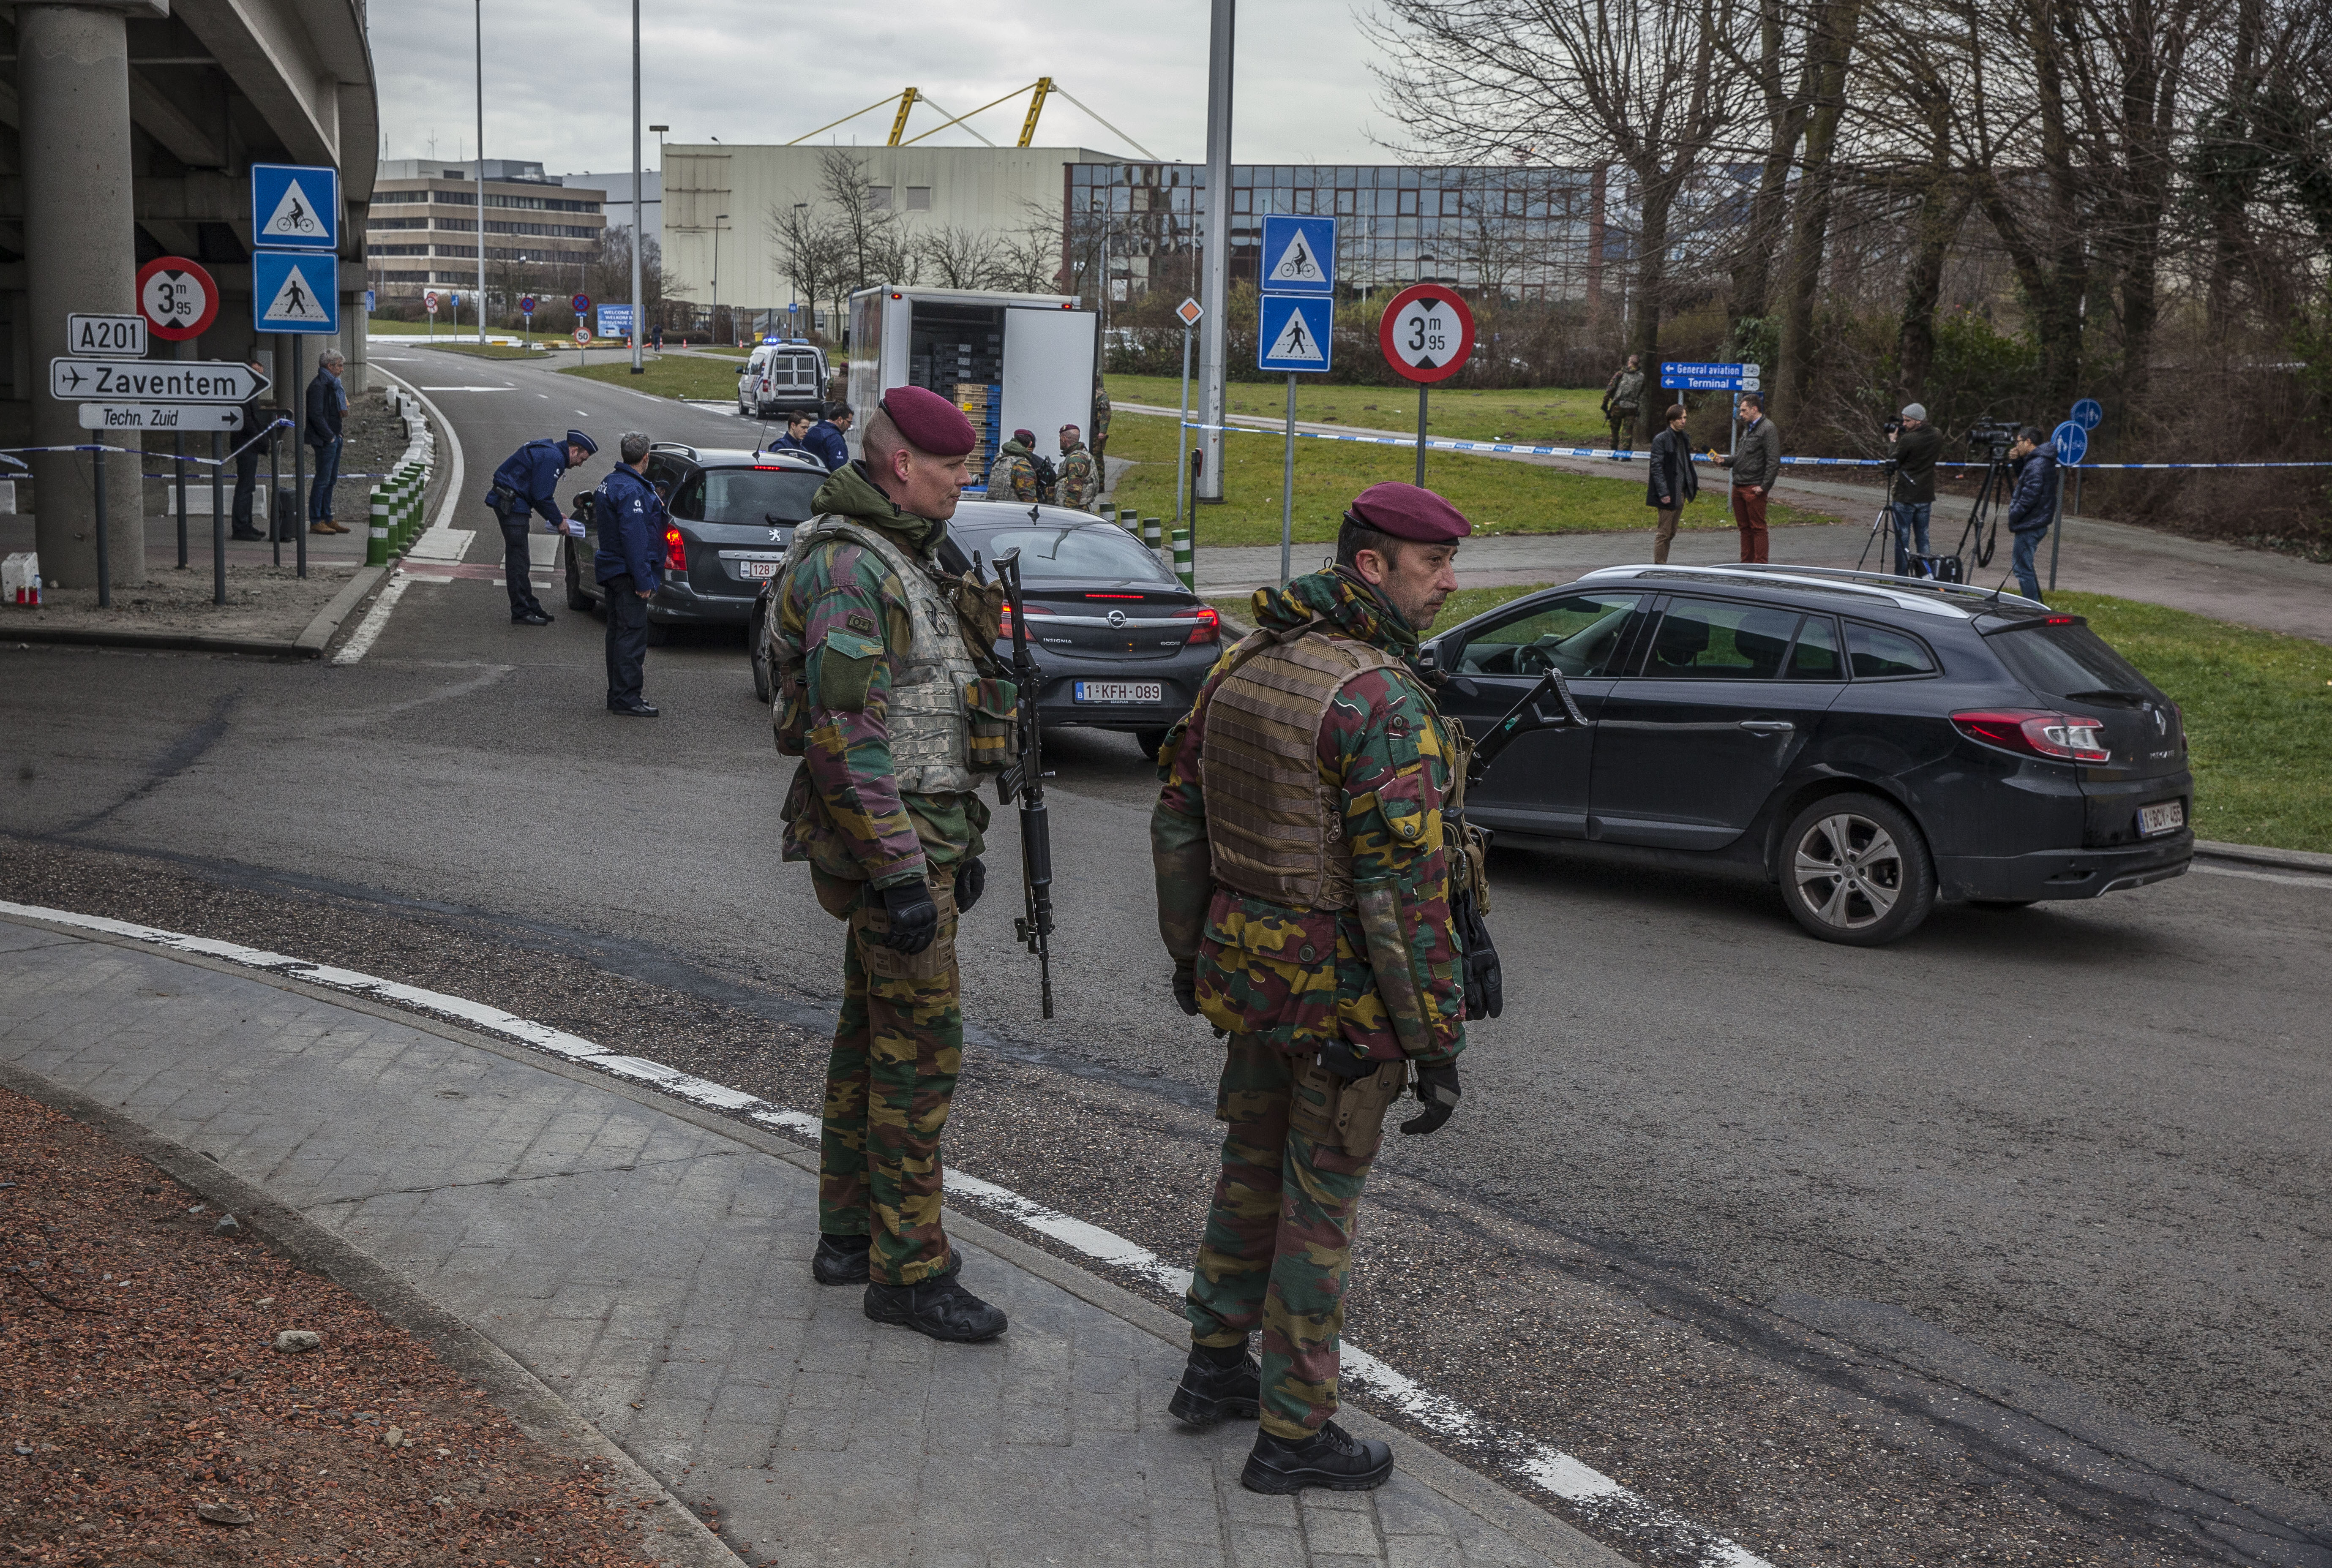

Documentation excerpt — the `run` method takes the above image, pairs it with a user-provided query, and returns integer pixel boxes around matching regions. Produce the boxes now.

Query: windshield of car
[1987,620,2157,702]
[684,467,825,525]
[1454,591,1643,676]
[965,525,1176,585]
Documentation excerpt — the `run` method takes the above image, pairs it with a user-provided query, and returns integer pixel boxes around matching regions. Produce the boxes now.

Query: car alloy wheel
[1778,792,1935,946]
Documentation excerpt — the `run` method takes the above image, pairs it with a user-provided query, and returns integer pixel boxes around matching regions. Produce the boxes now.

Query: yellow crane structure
[1018,78,1053,147]
[786,81,1158,160]
[886,88,920,146]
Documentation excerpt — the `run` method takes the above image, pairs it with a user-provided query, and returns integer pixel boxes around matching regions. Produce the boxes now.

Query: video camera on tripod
[1952,422,2028,570]
[1966,421,2022,462]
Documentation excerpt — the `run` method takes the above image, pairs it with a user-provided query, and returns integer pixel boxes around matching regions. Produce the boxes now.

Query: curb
[2,909,1628,1568]
[0,564,388,661]
[0,1052,744,1568]
[2194,837,2332,875]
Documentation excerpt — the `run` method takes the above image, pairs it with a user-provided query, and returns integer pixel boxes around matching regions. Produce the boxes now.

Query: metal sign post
[2048,419,2088,593]
[1257,215,1338,584]
[1175,297,1203,538]
[211,430,226,606]
[2070,397,2103,521]
[1378,283,1476,487]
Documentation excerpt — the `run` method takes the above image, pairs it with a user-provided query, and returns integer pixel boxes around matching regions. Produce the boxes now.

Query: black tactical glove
[955,857,986,915]
[877,879,939,956]
[1399,1062,1462,1137]
[1171,962,1200,1017]
[1456,892,1504,1021]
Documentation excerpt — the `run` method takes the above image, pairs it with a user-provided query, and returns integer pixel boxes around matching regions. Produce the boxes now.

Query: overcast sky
[372,2,1401,176]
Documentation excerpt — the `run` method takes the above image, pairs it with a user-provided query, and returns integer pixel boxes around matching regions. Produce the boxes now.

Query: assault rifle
[1465,667,1590,787]
[992,548,1056,1019]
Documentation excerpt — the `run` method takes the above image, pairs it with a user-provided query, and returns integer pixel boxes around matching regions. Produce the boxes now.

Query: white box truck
[845,286,1097,491]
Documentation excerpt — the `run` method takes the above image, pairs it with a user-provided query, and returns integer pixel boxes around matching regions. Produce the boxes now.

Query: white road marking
[330,573,413,665]
[420,386,512,393]
[0,898,1776,1568]
[2194,863,2329,888]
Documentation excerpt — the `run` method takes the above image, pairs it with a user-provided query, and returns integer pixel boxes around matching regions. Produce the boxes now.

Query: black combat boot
[811,1232,871,1286]
[862,1275,1007,1343]
[1240,1420,1394,1494]
[1167,1343,1261,1427]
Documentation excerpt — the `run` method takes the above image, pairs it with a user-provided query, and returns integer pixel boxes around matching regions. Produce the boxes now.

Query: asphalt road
[3,342,2327,1568]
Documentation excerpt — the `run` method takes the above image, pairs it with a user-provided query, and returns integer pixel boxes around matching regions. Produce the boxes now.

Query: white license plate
[2138,799,2185,836]
[1074,681,1162,704]
[736,558,783,580]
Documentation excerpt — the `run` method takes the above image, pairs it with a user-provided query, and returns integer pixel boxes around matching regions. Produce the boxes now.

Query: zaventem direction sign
[50,358,269,403]
[78,404,245,433]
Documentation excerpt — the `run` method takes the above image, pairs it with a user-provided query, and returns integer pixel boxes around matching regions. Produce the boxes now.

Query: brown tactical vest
[1200,621,1407,912]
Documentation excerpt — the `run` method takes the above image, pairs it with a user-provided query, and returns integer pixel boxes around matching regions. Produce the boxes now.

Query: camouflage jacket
[991,442,1039,503]
[1151,570,1466,1066]
[1056,443,1099,510]
[1092,387,1113,439]
[772,461,987,890]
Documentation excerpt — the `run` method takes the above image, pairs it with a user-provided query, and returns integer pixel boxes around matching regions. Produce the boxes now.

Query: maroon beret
[877,384,978,458]
[1346,482,1473,543]
[1012,427,1036,445]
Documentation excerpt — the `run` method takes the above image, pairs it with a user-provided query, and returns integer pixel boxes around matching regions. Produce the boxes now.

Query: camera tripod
[1855,459,1901,573]
[1952,455,2020,569]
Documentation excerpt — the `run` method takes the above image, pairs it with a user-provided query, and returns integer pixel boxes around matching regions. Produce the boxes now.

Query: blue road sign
[1259,215,1337,297]
[1258,295,1334,373]
[252,251,338,334]
[250,163,338,251]
[597,305,635,339]
[363,288,376,313]
[1664,374,1760,392]
[1661,361,1759,378]
[2071,397,2103,430]
[2053,420,2088,465]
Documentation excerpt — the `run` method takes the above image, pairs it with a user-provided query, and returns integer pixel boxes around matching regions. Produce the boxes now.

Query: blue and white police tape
[0,419,297,470]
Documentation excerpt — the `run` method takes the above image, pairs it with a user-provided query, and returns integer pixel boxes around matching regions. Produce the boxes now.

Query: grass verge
[1108,411,1818,549]
[1209,580,1546,637]
[560,355,744,401]
[1107,376,1616,446]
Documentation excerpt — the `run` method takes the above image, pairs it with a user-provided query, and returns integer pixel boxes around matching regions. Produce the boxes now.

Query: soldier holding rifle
[766,384,1020,1344]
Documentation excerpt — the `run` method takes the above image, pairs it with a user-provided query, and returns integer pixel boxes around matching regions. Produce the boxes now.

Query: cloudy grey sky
[373,2,1400,174]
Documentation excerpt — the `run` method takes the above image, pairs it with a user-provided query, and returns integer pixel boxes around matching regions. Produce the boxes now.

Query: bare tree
[816,147,913,295]
[767,199,843,322]
[916,224,1004,289]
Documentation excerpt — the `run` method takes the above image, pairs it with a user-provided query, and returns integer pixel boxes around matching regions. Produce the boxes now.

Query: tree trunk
[1729,0,1808,329]
[1895,180,1967,408]
[1631,172,1680,447]
[1773,0,1866,419]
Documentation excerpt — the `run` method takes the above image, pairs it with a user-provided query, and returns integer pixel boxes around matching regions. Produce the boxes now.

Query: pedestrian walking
[1887,404,1943,574]
[1091,376,1113,472]
[1645,403,1698,564]
[651,322,664,353]
[1152,481,1472,1495]
[804,403,853,471]
[1054,424,1099,510]
[769,384,1014,1344]
[485,428,596,626]
[230,356,274,541]
[990,429,1041,502]
[1601,353,1645,456]
[2005,425,2058,602]
[1714,394,1780,564]
[594,432,664,717]
[304,349,348,534]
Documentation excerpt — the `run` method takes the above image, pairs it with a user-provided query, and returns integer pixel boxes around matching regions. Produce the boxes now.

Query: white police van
[737,340,830,419]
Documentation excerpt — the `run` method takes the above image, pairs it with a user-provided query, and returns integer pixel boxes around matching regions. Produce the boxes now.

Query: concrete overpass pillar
[19,3,144,589]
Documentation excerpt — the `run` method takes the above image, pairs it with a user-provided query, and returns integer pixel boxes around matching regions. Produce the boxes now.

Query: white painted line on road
[0,898,1774,1568]
[330,572,412,665]
[420,386,513,393]
[2195,863,2329,888]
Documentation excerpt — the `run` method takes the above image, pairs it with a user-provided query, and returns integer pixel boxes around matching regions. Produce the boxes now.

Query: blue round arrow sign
[2071,397,2103,430]
[2053,420,2087,465]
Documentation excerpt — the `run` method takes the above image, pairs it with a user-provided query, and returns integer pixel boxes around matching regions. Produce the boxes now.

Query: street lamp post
[712,212,729,346]
[474,0,486,341]
[630,0,644,374]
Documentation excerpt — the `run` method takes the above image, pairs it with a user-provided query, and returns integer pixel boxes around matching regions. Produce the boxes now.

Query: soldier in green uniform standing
[767,384,1017,1343]
[1151,482,1473,1494]
[1054,423,1100,511]
[1091,376,1113,473]
[1602,353,1646,456]
[990,428,1041,503]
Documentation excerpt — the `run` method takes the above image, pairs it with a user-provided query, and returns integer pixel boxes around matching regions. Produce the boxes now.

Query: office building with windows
[367,159,606,301]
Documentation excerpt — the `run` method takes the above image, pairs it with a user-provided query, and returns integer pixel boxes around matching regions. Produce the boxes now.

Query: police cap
[877,385,977,458]
[1345,482,1472,543]
[565,429,598,456]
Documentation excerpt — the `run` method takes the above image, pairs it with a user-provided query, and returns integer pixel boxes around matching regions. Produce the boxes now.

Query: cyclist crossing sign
[249,163,338,250]
[1259,215,1337,297]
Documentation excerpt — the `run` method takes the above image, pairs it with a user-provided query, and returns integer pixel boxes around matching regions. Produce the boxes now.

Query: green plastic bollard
[393,469,416,552]
[367,485,390,566]
[1143,515,1162,558]
[1099,502,1118,527]
[1172,524,1193,590]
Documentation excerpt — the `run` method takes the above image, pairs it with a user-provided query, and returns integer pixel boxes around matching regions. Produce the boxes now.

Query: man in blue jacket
[594,431,664,717]
[486,427,597,625]
[803,403,852,471]
[2005,425,2059,603]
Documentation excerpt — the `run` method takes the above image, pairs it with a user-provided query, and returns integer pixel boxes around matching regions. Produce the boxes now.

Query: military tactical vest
[777,514,987,795]
[1200,622,1410,912]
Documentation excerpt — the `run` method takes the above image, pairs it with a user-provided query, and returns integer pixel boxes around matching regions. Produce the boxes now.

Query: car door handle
[1738,720,1795,735]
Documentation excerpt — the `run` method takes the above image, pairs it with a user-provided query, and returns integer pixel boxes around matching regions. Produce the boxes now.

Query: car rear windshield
[1987,620,2157,702]
[967,525,1176,585]
[687,467,825,525]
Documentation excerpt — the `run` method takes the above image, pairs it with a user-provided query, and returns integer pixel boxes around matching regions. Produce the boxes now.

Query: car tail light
[995,603,1054,639]
[1172,604,1221,645]
[1951,708,2111,763]
[663,526,687,572]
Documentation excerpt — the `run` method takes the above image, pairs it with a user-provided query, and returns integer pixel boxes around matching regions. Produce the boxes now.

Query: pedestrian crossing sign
[1259,215,1337,297]
[249,163,339,251]
[252,251,339,334]
[1258,295,1334,373]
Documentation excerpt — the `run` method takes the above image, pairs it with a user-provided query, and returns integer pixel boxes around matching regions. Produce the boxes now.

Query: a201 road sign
[51,358,269,403]
[68,313,147,357]
[1378,283,1475,384]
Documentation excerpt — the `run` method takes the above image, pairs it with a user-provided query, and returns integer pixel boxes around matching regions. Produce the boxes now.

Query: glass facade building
[1064,161,1607,304]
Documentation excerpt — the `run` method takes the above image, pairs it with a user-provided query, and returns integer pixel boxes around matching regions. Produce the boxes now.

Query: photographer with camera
[2005,425,2058,602]
[1885,404,1942,574]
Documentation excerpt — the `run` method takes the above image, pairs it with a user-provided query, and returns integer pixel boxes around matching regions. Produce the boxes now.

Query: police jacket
[2007,439,2059,534]
[593,462,665,585]
[804,420,849,472]
[487,438,570,527]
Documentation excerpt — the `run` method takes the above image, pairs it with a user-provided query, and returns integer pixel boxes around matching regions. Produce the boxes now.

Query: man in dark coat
[485,428,596,625]
[1714,394,1780,563]
[2005,426,2059,602]
[594,431,665,716]
[1887,404,1944,574]
[304,350,348,534]
[1645,403,1698,564]
[804,403,853,471]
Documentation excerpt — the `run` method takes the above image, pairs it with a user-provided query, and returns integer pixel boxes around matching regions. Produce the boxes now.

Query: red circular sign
[424,290,441,313]
[1378,283,1475,384]
[137,256,220,341]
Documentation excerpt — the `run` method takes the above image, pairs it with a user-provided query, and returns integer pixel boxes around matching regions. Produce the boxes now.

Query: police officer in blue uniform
[803,403,852,471]
[486,427,597,625]
[594,431,664,717]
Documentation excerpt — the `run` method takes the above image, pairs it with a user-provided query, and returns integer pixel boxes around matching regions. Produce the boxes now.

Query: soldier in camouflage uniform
[1055,423,1100,511]
[1091,376,1113,470]
[1602,353,1646,456]
[1151,481,1472,1494]
[990,429,1041,503]
[767,384,1017,1344]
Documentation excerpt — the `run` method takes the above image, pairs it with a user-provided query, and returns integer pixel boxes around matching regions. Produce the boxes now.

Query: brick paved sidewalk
[0,914,1618,1568]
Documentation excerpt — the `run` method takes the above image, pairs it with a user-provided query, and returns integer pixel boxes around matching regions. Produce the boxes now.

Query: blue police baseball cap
[565,428,598,456]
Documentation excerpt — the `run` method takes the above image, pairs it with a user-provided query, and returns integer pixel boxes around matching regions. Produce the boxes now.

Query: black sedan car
[1427,564,2193,945]
[566,444,826,639]
[752,501,1221,754]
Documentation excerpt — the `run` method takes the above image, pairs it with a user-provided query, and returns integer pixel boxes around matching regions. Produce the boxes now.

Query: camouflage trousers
[1185,1033,1408,1439]
[816,873,963,1288]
